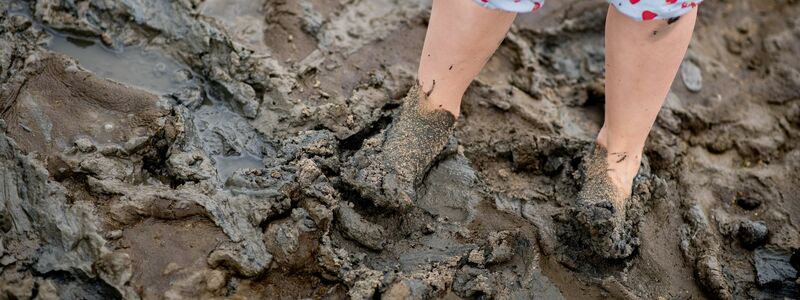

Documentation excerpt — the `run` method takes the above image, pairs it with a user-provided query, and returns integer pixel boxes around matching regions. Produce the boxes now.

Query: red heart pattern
[642,10,658,20]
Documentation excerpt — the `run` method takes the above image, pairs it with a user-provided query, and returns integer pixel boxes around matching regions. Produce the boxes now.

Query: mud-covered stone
[754,247,797,287]
[736,220,769,249]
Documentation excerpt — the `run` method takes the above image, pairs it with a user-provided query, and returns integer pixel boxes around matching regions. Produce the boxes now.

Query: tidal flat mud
[0,0,798,299]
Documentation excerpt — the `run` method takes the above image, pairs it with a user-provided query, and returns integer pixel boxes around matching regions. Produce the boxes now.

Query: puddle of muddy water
[45,31,190,95]
[192,99,267,183]
[44,28,266,185]
[213,153,264,182]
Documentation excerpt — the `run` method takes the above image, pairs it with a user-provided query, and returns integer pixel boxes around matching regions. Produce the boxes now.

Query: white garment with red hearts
[472,0,702,21]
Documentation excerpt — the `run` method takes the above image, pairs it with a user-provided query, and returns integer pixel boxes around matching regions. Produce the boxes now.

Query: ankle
[596,127,609,149]
[595,131,642,197]
[424,101,460,118]
[605,151,641,198]
[414,82,461,118]
[421,95,461,118]
[595,128,643,167]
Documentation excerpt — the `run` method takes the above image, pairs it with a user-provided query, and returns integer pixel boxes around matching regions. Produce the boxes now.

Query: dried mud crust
[573,144,643,259]
[342,84,456,210]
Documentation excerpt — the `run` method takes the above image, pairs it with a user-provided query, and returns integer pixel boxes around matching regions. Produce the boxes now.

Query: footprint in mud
[341,84,456,210]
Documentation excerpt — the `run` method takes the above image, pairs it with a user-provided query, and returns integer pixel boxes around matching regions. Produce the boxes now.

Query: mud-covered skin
[574,144,641,259]
[342,84,456,210]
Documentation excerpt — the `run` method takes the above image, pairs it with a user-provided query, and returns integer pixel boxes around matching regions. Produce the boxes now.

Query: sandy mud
[0,0,798,299]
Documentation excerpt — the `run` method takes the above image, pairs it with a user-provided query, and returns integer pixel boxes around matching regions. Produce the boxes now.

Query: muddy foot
[574,144,640,259]
[342,84,456,210]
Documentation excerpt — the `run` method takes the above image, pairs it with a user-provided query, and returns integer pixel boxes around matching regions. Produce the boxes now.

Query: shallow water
[45,32,189,95]
[214,153,264,183]
[192,99,266,181]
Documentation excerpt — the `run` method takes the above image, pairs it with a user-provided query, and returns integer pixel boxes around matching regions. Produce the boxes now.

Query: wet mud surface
[1,0,799,299]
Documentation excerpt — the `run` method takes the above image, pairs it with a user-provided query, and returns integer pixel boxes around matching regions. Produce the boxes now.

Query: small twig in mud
[425,79,436,97]
[2,79,28,116]
[653,17,681,36]
[610,152,628,163]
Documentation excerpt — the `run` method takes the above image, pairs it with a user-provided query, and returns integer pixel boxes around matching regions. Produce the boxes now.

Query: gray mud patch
[191,102,267,183]
[43,25,268,185]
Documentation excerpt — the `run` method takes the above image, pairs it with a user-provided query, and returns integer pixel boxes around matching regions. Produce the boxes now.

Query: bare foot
[341,84,456,210]
[574,142,642,259]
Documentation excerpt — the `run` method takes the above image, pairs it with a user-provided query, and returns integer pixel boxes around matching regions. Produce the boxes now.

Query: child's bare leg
[417,0,517,117]
[598,7,698,204]
[576,5,698,259]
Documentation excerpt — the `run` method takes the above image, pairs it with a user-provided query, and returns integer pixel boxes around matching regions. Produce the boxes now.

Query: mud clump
[334,203,387,250]
[753,247,799,297]
[737,220,770,249]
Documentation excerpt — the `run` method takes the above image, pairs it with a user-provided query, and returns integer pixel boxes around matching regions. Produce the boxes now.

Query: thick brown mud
[0,0,798,299]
